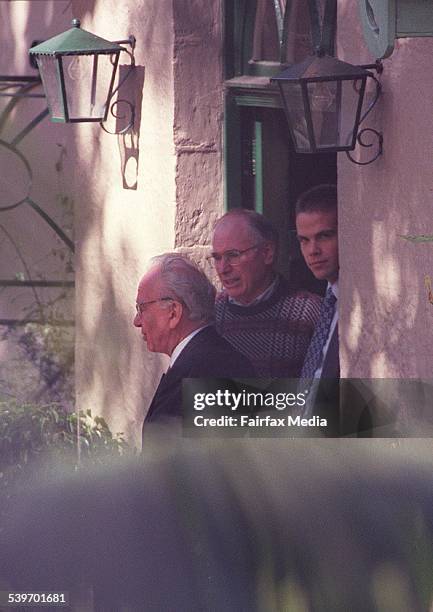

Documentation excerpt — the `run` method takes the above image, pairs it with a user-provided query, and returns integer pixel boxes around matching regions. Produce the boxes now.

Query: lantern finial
[72,18,81,28]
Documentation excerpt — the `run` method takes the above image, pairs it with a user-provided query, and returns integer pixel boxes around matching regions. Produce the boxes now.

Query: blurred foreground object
[1,438,433,611]
[0,400,128,524]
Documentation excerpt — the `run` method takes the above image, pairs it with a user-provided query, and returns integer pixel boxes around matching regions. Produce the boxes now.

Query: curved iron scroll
[346,71,383,166]
[100,37,136,135]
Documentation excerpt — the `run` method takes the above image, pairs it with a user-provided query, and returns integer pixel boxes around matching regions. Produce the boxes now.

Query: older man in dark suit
[134,253,254,438]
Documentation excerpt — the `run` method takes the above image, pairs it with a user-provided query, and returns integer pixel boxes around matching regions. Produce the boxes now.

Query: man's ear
[262,241,276,265]
[167,300,183,329]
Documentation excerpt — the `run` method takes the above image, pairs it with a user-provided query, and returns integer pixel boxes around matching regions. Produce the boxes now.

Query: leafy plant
[0,401,129,523]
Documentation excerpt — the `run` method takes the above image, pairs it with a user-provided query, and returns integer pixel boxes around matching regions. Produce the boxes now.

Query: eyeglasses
[135,297,174,316]
[207,244,262,267]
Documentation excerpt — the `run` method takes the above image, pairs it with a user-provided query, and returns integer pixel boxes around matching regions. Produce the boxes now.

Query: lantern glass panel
[62,53,117,121]
[339,78,365,149]
[36,55,65,121]
[307,78,366,149]
[307,80,340,148]
[278,82,311,152]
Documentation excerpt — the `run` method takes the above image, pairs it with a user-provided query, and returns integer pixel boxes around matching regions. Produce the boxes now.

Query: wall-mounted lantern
[29,19,135,127]
[271,52,383,165]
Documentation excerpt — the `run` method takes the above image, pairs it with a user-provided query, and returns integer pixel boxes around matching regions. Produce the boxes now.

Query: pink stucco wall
[0,1,224,442]
[68,0,224,443]
[5,1,428,440]
[67,0,176,443]
[338,1,433,380]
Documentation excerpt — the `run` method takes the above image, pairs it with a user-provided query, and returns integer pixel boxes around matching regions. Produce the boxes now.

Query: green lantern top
[29,18,125,56]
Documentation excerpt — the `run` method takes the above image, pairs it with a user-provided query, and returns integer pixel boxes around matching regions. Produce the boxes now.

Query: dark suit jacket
[143,326,255,436]
[311,324,340,436]
[321,324,339,380]
[315,325,374,437]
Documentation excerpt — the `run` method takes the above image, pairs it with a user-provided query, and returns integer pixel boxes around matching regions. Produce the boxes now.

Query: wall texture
[4,1,430,442]
[172,0,224,288]
[337,1,433,381]
[70,0,224,444]
[69,0,176,444]
[337,0,433,431]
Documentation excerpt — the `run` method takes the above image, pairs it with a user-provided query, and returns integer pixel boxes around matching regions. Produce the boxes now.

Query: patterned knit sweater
[215,277,321,378]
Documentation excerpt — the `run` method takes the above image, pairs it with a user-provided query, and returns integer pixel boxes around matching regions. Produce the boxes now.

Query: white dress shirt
[228,276,278,307]
[169,325,209,368]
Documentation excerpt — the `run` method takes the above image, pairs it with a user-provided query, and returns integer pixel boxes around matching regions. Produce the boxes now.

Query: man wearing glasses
[211,209,321,377]
[134,253,254,432]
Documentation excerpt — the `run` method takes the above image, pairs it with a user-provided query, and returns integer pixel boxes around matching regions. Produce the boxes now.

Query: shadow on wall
[337,2,433,386]
[2,0,71,72]
[72,165,159,443]
[0,1,170,443]
[0,1,75,405]
[116,65,145,190]
[69,86,155,443]
[68,0,178,443]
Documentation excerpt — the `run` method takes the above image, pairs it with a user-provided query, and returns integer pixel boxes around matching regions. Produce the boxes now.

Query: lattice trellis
[0,74,74,327]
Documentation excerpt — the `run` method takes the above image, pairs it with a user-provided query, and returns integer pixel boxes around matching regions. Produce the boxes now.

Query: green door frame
[224,83,283,212]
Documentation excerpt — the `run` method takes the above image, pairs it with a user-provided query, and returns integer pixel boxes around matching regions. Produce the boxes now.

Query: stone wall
[172,0,224,280]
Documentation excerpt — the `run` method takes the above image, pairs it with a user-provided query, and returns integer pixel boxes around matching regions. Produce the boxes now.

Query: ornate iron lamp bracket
[346,60,384,166]
[100,35,136,135]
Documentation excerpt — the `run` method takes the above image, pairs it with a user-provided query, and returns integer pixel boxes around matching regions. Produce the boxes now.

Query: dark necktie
[301,287,337,379]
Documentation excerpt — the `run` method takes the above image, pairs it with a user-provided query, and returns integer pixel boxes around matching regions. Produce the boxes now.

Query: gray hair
[214,209,279,249]
[150,253,216,323]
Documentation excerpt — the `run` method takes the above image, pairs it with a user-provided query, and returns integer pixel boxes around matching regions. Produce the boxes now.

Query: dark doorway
[235,105,336,295]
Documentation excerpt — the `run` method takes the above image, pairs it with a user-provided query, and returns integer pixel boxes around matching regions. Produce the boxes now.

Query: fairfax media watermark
[193,414,327,428]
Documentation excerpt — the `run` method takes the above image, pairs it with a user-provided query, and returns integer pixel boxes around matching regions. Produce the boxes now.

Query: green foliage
[0,401,129,517]
[399,234,433,243]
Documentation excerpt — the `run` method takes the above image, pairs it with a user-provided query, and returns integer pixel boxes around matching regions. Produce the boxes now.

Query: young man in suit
[134,253,254,436]
[295,184,340,432]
